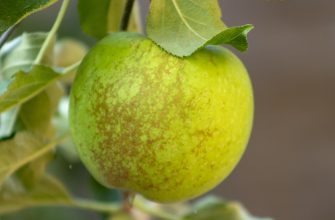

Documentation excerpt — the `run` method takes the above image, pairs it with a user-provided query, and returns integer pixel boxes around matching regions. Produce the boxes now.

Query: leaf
[77,0,141,39]
[0,65,62,113]
[17,152,54,189]
[0,0,58,34]
[0,32,55,79]
[109,212,133,220]
[0,131,64,185]
[0,80,19,139]
[147,0,253,57]
[54,38,88,68]
[19,82,64,139]
[53,97,79,162]
[182,196,273,220]
[0,174,71,214]
[17,83,64,186]
[0,32,56,139]
[207,25,254,52]
[0,108,19,139]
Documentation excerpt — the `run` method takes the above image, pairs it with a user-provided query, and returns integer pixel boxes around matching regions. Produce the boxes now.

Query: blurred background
[2,0,335,219]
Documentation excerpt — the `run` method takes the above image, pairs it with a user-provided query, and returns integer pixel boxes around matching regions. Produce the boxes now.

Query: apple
[69,32,253,203]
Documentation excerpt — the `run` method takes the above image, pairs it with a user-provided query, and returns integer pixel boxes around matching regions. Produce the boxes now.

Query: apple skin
[69,32,253,203]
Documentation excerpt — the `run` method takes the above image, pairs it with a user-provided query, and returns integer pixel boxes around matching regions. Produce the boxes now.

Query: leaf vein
[170,0,207,41]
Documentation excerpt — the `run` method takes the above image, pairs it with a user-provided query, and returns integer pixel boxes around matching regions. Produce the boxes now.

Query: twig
[71,198,121,213]
[120,0,135,31]
[33,0,70,65]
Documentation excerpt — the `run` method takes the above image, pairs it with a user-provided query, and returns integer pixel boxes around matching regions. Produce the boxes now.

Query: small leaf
[0,174,71,214]
[77,0,141,39]
[207,25,254,52]
[0,131,64,185]
[0,0,58,34]
[0,65,62,113]
[147,0,253,57]
[182,196,272,220]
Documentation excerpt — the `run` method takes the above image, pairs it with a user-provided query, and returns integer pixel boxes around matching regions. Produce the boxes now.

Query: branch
[120,0,135,31]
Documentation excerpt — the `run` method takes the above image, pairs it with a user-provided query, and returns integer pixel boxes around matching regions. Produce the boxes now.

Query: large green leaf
[182,196,272,220]
[77,0,141,39]
[0,174,71,214]
[0,65,62,113]
[0,0,58,34]
[147,0,253,57]
[0,132,64,185]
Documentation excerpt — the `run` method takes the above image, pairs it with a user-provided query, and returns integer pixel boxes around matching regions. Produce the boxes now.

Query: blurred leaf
[147,0,253,57]
[0,32,54,79]
[0,107,18,139]
[19,82,64,139]
[182,196,272,220]
[0,206,93,220]
[0,65,62,113]
[17,151,54,189]
[0,0,58,34]
[0,79,18,138]
[54,38,87,68]
[133,196,178,220]
[53,97,78,162]
[0,131,65,185]
[54,38,87,83]
[0,174,71,214]
[0,33,55,139]
[16,77,64,190]
[128,1,142,33]
[109,212,133,220]
[77,0,140,39]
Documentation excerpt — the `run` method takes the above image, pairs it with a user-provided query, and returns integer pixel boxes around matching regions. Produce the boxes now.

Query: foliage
[0,0,58,34]
[0,0,269,219]
[77,0,141,39]
[147,0,253,56]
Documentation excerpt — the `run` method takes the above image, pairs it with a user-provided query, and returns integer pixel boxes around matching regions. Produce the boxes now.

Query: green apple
[69,32,253,203]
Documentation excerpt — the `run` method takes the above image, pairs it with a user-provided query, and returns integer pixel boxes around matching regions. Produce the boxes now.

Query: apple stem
[120,0,135,31]
[122,191,136,212]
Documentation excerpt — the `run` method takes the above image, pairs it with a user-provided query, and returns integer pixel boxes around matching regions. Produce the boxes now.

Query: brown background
[16,0,335,219]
